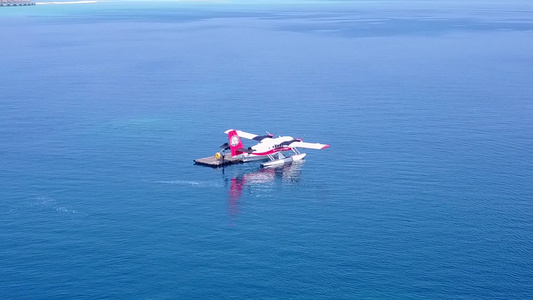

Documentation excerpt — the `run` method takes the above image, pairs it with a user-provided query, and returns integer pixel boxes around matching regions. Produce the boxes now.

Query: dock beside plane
[194,153,243,167]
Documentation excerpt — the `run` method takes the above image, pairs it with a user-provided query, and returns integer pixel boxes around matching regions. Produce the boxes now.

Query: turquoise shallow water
[1,1,533,299]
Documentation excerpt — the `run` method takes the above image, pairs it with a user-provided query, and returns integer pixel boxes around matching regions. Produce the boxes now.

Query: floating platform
[194,153,243,167]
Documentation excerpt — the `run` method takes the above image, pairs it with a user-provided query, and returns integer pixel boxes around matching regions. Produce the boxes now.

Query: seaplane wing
[224,129,273,141]
[288,141,330,150]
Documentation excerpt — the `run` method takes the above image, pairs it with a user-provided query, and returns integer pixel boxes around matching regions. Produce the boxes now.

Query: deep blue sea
[1,1,532,299]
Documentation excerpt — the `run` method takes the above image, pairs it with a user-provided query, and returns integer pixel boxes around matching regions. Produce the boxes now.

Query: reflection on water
[226,162,303,216]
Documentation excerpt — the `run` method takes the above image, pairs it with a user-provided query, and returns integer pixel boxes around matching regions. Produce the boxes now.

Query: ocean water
[1,1,532,299]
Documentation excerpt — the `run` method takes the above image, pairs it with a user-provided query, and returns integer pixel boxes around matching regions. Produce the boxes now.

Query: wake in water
[9,196,87,216]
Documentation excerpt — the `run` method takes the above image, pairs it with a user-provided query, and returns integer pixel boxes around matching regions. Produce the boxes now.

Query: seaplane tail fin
[224,129,263,140]
[227,129,245,156]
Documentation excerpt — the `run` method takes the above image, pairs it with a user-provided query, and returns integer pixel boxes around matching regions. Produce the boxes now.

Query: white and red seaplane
[218,129,329,168]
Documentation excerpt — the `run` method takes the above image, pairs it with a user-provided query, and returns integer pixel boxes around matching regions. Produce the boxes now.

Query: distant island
[1,0,35,6]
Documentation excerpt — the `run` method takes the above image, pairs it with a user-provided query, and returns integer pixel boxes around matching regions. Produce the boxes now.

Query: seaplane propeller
[220,143,254,154]
[252,132,274,142]
[278,138,303,147]
[236,148,255,154]
[220,143,230,151]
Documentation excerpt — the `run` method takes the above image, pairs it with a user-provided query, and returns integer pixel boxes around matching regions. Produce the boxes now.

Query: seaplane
[217,129,329,168]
